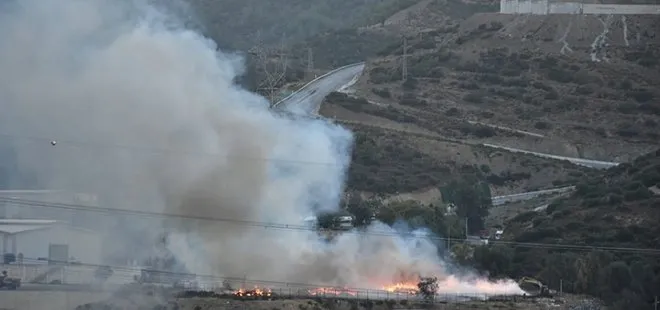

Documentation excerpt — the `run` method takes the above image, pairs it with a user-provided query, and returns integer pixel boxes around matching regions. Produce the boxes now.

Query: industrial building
[0,219,102,265]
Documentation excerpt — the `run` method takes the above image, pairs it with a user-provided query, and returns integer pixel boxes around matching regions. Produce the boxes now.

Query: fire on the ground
[233,287,273,298]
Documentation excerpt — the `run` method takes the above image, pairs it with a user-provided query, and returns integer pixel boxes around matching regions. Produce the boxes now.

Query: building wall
[500,0,519,14]
[550,2,583,14]
[583,4,660,14]
[13,225,102,265]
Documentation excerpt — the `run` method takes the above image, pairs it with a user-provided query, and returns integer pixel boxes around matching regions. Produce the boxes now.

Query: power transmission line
[1,197,659,255]
[0,132,343,167]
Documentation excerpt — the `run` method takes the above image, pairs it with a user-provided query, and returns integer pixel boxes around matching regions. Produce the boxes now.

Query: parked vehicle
[0,271,21,290]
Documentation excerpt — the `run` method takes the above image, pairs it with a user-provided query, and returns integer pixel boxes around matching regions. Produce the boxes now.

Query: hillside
[346,12,659,164]
[186,0,421,49]
[286,0,499,70]
[332,109,595,196]
[488,149,660,309]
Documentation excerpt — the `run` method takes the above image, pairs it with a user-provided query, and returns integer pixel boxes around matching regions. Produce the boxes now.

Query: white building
[0,219,102,265]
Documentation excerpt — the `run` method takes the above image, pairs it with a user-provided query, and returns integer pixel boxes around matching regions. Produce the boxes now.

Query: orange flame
[233,286,273,297]
[382,282,419,295]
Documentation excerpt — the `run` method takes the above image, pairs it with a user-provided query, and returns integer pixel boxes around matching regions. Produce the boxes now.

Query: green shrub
[616,103,638,114]
[511,211,536,223]
[372,88,391,98]
[623,188,652,202]
[628,90,654,103]
[534,121,552,130]
[445,107,460,116]
[463,91,486,104]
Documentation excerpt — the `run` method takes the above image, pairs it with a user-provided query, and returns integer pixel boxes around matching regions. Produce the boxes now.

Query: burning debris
[233,287,274,299]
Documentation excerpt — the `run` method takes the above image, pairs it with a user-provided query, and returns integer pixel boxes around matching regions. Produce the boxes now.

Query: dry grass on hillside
[346,13,659,163]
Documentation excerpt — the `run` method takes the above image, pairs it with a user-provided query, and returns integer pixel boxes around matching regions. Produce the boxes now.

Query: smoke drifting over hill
[0,0,521,296]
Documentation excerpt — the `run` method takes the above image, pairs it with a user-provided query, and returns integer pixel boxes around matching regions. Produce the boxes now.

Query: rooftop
[0,219,58,234]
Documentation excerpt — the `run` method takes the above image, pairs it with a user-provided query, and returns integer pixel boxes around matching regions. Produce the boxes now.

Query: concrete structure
[0,219,102,265]
[0,190,99,228]
[500,0,660,15]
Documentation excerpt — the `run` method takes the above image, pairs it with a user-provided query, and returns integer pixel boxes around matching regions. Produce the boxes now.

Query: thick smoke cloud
[0,0,522,296]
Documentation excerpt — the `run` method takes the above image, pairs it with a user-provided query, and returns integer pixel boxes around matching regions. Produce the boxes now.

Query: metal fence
[1,263,526,305]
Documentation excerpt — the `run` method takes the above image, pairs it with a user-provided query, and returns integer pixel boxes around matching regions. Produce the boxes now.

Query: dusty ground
[0,291,111,310]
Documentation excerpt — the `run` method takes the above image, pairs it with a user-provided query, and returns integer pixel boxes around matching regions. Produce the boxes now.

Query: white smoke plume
[0,0,522,297]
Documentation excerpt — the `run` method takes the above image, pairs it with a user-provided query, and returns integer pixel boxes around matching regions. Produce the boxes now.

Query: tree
[574,251,613,296]
[450,244,473,265]
[317,212,338,229]
[536,253,578,292]
[472,245,514,279]
[601,261,632,295]
[345,193,376,227]
[440,177,491,234]
[417,277,438,301]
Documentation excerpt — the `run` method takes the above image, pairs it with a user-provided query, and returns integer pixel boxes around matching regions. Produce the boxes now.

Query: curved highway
[273,63,365,115]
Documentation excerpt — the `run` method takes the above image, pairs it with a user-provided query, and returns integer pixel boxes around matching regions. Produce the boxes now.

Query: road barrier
[273,62,365,108]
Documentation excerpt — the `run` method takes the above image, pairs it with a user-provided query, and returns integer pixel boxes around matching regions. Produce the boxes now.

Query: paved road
[482,143,619,169]
[274,63,365,115]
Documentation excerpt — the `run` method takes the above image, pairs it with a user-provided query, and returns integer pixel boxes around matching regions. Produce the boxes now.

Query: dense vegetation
[483,149,660,309]
[188,0,420,49]
[291,29,400,69]
[346,126,453,194]
[320,174,492,236]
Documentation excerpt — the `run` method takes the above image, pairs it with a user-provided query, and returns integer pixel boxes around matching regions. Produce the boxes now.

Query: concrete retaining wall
[550,2,582,14]
[583,4,660,14]
[501,0,660,14]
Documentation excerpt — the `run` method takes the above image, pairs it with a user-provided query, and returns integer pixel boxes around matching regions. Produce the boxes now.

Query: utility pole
[447,224,451,249]
[654,296,658,310]
[559,279,563,296]
[402,36,408,81]
[464,217,469,237]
